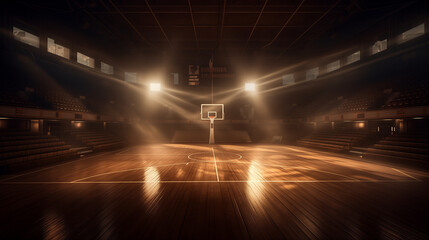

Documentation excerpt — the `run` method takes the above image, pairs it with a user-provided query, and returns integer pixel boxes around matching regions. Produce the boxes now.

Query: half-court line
[212,147,220,182]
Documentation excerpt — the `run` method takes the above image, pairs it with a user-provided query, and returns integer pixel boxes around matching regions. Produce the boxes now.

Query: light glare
[150,83,161,92]
[245,83,256,92]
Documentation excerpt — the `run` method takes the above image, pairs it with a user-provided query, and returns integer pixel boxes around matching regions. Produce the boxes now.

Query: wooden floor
[1,144,428,239]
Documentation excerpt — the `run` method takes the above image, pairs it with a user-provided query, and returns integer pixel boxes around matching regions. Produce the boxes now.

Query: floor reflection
[246,162,266,203]
[142,167,161,212]
[1,144,428,239]
[98,186,116,240]
[43,210,67,240]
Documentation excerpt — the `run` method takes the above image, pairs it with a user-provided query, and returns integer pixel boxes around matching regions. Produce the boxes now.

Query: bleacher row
[365,131,429,162]
[297,131,369,151]
[382,87,429,109]
[0,130,125,174]
[0,90,38,109]
[285,83,428,118]
[43,94,89,113]
[70,131,124,151]
[336,93,376,113]
[0,131,77,173]
[296,129,429,165]
[0,84,91,113]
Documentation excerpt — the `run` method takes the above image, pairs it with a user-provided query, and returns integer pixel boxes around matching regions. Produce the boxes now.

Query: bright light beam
[150,83,161,92]
[245,83,256,92]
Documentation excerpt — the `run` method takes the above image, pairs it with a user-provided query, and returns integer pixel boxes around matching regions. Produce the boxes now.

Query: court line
[285,145,429,176]
[391,168,418,180]
[68,158,378,184]
[279,166,359,181]
[233,149,424,181]
[116,154,189,156]
[227,161,359,181]
[212,147,220,182]
[188,151,242,162]
[67,159,355,183]
[238,147,425,181]
[71,162,190,182]
[0,179,420,184]
[187,151,211,161]
[4,145,422,185]
[0,151,113,182]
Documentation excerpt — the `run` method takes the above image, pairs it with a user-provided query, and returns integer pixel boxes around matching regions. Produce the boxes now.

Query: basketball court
[1,144,426,184]
[1,144,428,239]
[2,1,429,238]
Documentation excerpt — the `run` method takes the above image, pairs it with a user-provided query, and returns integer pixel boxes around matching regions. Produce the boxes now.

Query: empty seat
[365,130,429,162]
[297,131,369,152]
[0,131,78,174]
[69,130,124,152]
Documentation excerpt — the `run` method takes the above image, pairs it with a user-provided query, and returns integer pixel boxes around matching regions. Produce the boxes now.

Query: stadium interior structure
[1,0,429,239]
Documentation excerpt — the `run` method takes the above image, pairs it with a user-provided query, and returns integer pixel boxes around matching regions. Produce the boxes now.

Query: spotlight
[150,83,161,92]
[245,83,256,92]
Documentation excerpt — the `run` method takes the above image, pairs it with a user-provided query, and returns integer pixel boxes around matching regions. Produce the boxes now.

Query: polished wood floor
[1,144,428,239]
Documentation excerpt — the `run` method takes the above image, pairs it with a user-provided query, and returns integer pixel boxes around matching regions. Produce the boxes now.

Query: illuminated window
[101,62,114,75]
[371,39,387,55]
[327,60,340,73]
[77,52,94,68]
[306,67,319,80]
[125,72,137,83]
[47,38,70,59]
[13,27,39,48]
[346,51,360,65]
[282,74,295,85]
[401,23,425,43]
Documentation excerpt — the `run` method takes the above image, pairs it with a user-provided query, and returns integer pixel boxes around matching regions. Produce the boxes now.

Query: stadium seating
[0,87,90,113]
[69,130,124,151]
[34,82,90,113]
[0,130,78,173]
[382,82,429,109]
[0,88,38,109]
[297,130,370,151]
[41,93,90,113]
[365,130,429,162]
[336,92,376,113]
[0,74,92,113]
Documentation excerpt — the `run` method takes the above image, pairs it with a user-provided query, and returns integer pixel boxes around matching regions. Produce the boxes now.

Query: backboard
[201,104,224,120]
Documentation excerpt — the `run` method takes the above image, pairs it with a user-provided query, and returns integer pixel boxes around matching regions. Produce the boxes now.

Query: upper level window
[282,74,295,85]
[77,52,94,68]
[401,23,425,43]
[327,60,340,73]
[13,27,39,48]
[346,51,360,65]
[101,62,114,75]
[171,73,179,85]
[47,38,70,59]
[306,68,319,81]
[371,39,387,55]
[125,72,137,84]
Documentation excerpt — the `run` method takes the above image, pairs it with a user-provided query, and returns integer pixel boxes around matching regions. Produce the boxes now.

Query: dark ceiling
[7,0,419,65]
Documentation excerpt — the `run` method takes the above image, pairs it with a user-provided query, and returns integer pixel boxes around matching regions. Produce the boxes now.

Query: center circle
[188,152,242,162]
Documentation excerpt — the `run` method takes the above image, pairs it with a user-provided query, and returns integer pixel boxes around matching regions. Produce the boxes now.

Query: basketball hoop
[208,111,217,120]
[201,104,224,144]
